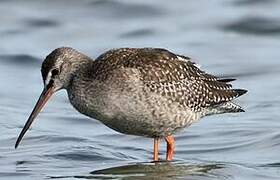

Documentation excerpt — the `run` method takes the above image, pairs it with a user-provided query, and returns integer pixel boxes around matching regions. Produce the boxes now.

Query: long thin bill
[15,85,54,148]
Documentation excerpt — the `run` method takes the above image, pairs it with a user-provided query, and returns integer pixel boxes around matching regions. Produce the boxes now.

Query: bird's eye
[51,69,59,76]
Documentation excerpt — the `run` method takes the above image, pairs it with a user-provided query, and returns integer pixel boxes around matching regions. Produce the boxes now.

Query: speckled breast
[66,68,198,138]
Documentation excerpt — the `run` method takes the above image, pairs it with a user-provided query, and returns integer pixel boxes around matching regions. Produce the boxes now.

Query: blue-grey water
[0,0,280,179]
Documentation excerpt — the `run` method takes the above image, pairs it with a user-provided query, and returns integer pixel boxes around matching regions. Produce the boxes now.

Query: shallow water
[1,0,280,179]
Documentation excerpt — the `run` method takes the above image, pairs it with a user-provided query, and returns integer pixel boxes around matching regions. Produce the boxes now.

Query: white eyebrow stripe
[45,71,52,87]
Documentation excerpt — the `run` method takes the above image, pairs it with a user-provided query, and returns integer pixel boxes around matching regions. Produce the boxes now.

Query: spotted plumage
[15,47,247,161]
[44,47,246,138]
[91,48,246,113]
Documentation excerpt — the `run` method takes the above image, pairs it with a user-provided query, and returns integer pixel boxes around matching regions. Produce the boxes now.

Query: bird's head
[41,47,83,91]
[15,47,87,148]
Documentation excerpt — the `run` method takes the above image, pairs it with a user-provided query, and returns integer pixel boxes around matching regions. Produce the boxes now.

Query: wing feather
[94,48,246,111]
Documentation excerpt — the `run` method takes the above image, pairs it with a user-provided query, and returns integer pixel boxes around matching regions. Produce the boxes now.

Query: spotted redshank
[15,47,247,161]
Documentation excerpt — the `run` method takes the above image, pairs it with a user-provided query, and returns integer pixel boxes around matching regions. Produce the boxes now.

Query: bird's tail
[233,89,247,98]
[203,102,245,116]
[215,102,245,113]
[204,89,247,116]
[213,88,247,114]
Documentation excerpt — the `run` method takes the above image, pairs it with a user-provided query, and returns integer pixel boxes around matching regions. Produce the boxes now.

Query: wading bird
[15,47,247,161]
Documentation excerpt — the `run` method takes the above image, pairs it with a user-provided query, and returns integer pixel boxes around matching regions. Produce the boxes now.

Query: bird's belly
[67,77,200,138]
[99,114,192,138]
[87,92,199,138]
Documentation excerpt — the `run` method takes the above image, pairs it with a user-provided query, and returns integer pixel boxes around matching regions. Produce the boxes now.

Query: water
[0,0,280,179]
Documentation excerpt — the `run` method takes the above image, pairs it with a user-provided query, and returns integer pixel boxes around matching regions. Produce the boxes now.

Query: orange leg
[165,136,174,161]
[153,138,160,161]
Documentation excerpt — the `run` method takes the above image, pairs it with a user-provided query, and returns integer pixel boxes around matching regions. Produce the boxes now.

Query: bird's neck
[73,53,93,71]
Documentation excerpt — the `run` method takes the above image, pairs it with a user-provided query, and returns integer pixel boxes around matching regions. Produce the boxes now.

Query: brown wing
[94,48,246,111]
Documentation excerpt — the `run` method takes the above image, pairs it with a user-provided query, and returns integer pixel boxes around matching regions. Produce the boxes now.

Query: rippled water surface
[1,0,280,179]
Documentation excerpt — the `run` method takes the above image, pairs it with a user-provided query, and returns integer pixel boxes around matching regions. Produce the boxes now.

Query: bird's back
[68,48,247,137]
[91,48,247,115]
